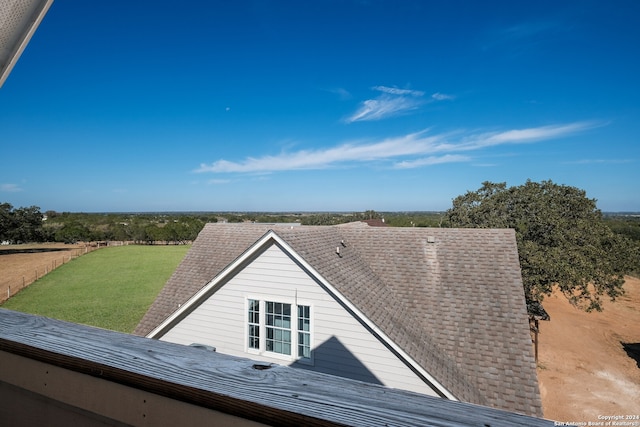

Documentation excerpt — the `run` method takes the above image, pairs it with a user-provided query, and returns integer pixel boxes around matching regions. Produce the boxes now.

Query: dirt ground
[538,275,640,422]
[0,243,86,303]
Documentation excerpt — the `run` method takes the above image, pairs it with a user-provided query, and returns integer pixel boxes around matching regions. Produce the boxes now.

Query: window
[247,299,311,361]
[248,299,260,350]
[298,305,311,358]
[266,301,291,355]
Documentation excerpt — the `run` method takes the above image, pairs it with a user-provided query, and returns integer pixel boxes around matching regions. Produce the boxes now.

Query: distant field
[1,245,189,333]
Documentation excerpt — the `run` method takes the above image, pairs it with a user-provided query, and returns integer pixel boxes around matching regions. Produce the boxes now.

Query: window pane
[298,336,311,358]
[250,336,259,349]
[298,317,310,332]
[298,305,309,319]
[265,301,292,355]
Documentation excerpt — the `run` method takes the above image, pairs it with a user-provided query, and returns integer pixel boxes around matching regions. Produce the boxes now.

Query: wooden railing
[0,309,553,427]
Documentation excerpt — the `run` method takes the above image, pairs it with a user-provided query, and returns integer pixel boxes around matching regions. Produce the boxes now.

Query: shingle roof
[134,223,543,417]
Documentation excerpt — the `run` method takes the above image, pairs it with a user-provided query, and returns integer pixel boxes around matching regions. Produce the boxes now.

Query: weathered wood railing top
[0,309,553,427]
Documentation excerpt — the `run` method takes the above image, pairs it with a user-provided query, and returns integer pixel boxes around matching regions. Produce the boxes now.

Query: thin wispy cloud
[563,158,634,165]
[371,86,425,96]
[346,85,427,123]
[195,121,599,174]
[346,85,455,123]
[346,96,423,123]
[502,21,559,40]
[1,183,22,192]
[432,92,455,101]
[394,154,470,169]
[325,87,352,100]
[482,20,565,55]
[462,122,600,148]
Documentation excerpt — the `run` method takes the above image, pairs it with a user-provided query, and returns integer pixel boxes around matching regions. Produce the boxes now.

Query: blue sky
[1,0,639,212]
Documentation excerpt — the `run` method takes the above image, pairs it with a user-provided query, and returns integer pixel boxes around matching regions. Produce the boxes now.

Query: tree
[447,180,635,311]
[0,203,45,243]
[0,203,14,242]
[54,221,91,243]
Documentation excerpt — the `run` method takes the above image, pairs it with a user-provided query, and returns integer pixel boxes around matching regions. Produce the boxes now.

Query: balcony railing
[0,309,552,426]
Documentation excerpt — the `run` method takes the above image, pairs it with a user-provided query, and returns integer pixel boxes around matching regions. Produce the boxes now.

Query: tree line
[2,180,639,313]
[0,206,218,245]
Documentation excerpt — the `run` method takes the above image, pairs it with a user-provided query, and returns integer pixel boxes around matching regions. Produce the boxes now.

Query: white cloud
[0,183,22,192]
[197,131,441,173]
[432,92,455,101]
[563,158,633,165]
[196,121,598,174]
[325,87,352,100]
[346,85,456,123]
[394,154,470,169]
[346,95,424,123]
[463,122,601,148]
[345,85,428,123]
[372,85,424,96]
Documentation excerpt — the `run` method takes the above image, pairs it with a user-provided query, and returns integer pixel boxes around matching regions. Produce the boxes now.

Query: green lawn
[1,245,189,333]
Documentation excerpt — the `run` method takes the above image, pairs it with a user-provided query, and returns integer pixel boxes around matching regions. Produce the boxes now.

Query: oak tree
[447,180,635,311]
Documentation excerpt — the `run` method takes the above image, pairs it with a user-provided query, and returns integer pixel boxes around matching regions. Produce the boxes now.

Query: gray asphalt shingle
[134,222,542,417]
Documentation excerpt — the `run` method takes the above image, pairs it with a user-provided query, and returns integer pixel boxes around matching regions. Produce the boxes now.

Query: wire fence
[0,242,125,304]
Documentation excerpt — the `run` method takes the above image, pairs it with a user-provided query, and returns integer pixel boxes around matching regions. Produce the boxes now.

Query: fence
[0,242,117,304]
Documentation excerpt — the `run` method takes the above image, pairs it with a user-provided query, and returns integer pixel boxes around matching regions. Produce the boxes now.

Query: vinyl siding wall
[160,243,438,397]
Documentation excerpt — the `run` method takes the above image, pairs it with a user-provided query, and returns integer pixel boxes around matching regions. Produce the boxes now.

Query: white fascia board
[147,229,457,401]
[146,230,279,339]
[268,233,459,402]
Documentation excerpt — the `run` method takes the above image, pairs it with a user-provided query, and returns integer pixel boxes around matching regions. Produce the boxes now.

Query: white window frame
[244,297,313,365]
[247,298,260,351]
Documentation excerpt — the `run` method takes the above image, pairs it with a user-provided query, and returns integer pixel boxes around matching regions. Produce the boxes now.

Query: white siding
[161,244,438,397]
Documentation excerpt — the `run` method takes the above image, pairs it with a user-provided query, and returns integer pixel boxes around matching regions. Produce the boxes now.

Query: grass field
[1,245,189,333]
